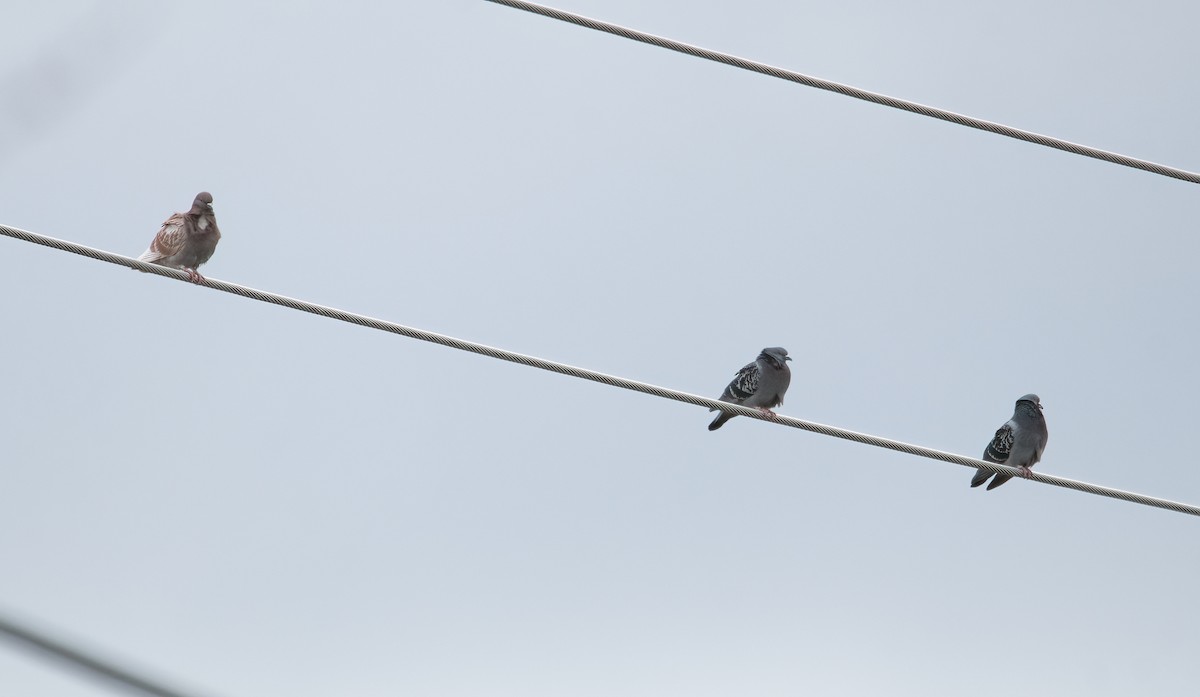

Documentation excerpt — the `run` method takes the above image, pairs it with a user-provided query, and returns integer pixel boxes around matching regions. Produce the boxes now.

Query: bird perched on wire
[971,394,1049,490]
[708,347,792,431]
[136,192,220,284]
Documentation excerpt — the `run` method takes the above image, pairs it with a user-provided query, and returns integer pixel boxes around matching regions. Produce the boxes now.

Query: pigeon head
[1016,393,1042,410]
[189,192,215,214]
[759,347,791,368]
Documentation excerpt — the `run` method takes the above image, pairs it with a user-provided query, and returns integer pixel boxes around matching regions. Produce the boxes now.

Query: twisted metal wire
[484,0,1200,185]
[2,222,1198,517]
[0,612,210,697]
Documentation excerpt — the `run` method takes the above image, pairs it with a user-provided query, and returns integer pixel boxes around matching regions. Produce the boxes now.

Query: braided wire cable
[483,0,1200,185]
[0,612,210,697]
[3,222,1197,517]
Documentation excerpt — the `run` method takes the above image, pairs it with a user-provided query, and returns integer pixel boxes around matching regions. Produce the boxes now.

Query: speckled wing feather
[708,361,762,431]
[971,422,1014,488]
[720,361,761,404]
[983,422,1015,464]
[137,213,189,264]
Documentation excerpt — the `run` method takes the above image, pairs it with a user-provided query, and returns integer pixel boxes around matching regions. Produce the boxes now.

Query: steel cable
[0,612,211,697]
[2,223,1196,517]
[483,0,1200,184]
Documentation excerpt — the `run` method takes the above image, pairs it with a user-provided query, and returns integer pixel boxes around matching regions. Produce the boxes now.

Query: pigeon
[137,192,220,283]
[970,394,1049,490]
[708,347,792,431]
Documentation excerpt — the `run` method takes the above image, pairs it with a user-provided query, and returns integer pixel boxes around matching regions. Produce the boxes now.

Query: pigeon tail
[969,469,992,488]
[708,411,734,431]
[985,474,1013,491]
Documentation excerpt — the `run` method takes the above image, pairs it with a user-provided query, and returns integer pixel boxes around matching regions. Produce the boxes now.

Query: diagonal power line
[0,612,214,697]
[2,222,1198,518]
[483,0,1200,185]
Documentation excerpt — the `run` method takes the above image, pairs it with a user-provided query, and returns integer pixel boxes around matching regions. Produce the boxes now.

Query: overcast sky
[2,1,1199,695]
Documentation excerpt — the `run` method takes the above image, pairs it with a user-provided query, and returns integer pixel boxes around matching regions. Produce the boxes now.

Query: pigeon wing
[983,421,1016,464]
[720,361,760,404]
[138,213,189,264]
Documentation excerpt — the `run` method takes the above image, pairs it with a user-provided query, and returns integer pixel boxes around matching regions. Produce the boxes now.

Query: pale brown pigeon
[137,192,220,283]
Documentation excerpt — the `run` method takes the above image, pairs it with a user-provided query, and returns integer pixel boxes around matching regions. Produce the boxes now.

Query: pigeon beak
[785,356,792,361]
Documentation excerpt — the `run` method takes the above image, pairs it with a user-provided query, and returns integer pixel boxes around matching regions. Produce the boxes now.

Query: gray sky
[2,1,1199,695]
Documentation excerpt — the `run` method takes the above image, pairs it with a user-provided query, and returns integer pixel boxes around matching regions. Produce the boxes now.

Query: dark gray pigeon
[708,347,792,431]
[137,192,220,283]
[971,394,1049,490]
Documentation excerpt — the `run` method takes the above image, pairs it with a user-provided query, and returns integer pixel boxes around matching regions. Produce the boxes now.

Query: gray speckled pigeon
[137,192,220,283]
[708,347,792,431]
[971,394,1049,490]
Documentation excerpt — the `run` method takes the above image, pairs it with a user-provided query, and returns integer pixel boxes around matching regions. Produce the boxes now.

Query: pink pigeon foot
[1017,465,1033,479]
[756,407,779,419]
[184,267,206,284]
